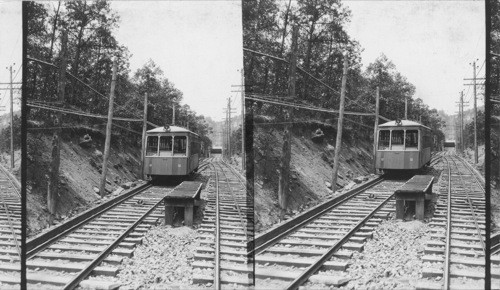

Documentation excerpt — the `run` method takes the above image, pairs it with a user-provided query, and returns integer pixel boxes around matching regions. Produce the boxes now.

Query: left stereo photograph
[24,1,250,289]
[0,0,22,289]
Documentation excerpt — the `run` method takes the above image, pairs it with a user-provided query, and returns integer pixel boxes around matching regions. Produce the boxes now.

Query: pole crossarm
[27,101,143,122]
[245,94,390,121]
[27,56,109,101]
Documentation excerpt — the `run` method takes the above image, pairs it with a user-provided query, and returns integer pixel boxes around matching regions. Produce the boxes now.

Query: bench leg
[416,196,425,220]
[165,204,174,226]
[396,199,405,219]
[184,204,194,227]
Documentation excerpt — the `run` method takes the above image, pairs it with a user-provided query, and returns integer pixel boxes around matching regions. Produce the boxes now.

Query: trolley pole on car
[7,64,14,169]
[278,24,298,219]
[331,56,349,193]
[99,57,117,197]
[141,93,148,180]
[372,86,380,174]
[48,30,67,215]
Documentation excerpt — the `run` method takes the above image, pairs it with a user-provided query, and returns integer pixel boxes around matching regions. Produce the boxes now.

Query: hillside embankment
[27,130,143,237]
[253,119,376,233]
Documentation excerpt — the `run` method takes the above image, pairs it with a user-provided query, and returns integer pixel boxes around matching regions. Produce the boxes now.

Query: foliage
[491,0,500,185]
[230,125,243,155]
[0,115,21,152]
[464,110,485,148]
[25,0,213,149]
[243,0,445,146]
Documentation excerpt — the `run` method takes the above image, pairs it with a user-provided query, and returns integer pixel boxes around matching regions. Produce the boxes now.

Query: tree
[465,110,485,148]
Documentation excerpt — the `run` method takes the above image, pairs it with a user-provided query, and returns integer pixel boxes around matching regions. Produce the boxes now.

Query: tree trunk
[48,30,68,215]
[278,25,298,219]
[70,1,88,105]
[42,0,61,99]
[331,57,348,193]
[302,21,317,99]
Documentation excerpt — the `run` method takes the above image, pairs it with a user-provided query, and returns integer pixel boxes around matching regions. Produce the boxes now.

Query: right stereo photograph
[490,0,499,288]
[243,0,492,289]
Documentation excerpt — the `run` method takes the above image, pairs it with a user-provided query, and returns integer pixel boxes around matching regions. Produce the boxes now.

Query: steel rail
[0,163,21,195]
[210,163,221,290]
[285,190,395,290]
[0,165,21,258]
[220,159,249,201]
[0,196,20,259]
[451,157,486,254]
[252,176,384,256]
[443,157,452,290]
[457,155,485,191]
[492,233,500,255]
[27,182,152,258]
[62,194,164,289]
[214,161,249,241]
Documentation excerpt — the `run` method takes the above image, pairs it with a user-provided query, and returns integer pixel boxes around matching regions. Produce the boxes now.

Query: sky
[344,0,485,116]
[0,0,485,119]
[0,1,22,116]
[111,1,244,121]
[0,1,243,121]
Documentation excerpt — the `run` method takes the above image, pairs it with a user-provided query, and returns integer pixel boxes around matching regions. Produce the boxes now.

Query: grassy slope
[254,123,375,233]
[27,133,142,237]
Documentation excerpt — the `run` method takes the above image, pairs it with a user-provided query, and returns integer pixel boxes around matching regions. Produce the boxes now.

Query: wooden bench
[164,181,203,226]
[394,175,434,220]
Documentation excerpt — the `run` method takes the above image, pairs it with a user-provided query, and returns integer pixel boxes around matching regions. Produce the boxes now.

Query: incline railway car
[443,140,455,148]
[144,125,200,179]
[375,120,432,170]
[211,146,222,154]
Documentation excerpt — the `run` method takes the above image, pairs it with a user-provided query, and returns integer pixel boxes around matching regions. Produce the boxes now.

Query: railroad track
[193,158,253,288]
[0,164,21,288]
[26,183,172,289]
[417,155,487,290]
[493,232,500,289]
[252,176,407,289]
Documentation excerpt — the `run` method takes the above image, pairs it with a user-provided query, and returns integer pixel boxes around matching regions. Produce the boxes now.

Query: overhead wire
[246,93,390,120]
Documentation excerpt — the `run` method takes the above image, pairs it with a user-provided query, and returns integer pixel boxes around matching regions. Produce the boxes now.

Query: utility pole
[141,93,148,180]
[404,97,408,120]
[172,103,176,125]
[7,65,14,169]
[278,24,298,219]
[460,91,465,154]
[223,97,236,160]
[472,61,478,164]
[456,91,469,154]
[99,56,117,197]
[228,97,232,158]
[48,30,67,215]
[372,86,380,174]
[241,68,245,171]
[224,108,227,159]
[332,56,349,193]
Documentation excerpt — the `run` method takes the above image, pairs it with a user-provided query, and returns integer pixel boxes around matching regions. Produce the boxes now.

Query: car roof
[379,120,431,130]
[147,125,199,136]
